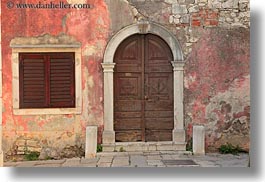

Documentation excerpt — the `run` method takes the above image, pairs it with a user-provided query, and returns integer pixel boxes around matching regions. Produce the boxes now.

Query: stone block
[16,139,26,146]
[185,0,195,4]
[27,147,42,153]
[102,145,115,152]
[126,144,148,152]
[98,156,114,163]
[222,0,239,9]
[26,140,39,147]
[188,5,199,13]
[239,0,249,3]
[193,125,205,155]
[172,143,186,150]
[165,0,175,4]
[172,129,186,142]
[178,0,186,3]
[174,17,180,24]
[148,145,157,151]
[156,144,174,151]
[102,130,115,144]
[169,15,174,24]
[18,146,27,152]
[172,4,187,14]
[180,14,190,24]
[85,126,97,159]
[198,0,208,3]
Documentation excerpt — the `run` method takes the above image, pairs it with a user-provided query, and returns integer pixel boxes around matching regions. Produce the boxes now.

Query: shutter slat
[23,81,45,85]
[50,70,72,74]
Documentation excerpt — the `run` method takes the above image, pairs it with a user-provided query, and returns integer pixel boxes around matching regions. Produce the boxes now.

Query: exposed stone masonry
[127,0,250,57]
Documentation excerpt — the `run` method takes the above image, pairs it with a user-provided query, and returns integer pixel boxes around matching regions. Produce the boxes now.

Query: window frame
[12,47,82,115]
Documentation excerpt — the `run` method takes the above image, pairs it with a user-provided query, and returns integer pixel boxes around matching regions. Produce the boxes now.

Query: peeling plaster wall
[1,0,110,160]
[1,0,250,160]
[184,28,250,151]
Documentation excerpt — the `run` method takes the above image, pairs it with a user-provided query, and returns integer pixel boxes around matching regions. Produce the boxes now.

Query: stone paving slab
[35,164,62,167]
[16,161,38,167]
[3,152,250,168]
[97,162,111,167]
[111,156,130,167]
[80,157,99,164]
[98,156,113,163]
[147,155,162,160]
[61,158,81,167]
[130,155,148,167]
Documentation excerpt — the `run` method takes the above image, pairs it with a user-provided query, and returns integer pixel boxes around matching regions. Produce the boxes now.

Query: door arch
[102,22,186,145]
[114,34,174,142]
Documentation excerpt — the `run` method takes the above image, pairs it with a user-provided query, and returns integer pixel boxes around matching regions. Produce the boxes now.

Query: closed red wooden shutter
[49,53,75,108]
[19,54,47,108]
[19,53,75,109]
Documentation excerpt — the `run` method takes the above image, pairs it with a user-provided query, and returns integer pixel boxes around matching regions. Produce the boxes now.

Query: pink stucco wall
[1,0,250,159]
[184,28,250,151]
[1,0,110,158]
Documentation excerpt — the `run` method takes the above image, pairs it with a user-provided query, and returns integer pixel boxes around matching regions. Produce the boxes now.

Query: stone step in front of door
[102,142,187,152]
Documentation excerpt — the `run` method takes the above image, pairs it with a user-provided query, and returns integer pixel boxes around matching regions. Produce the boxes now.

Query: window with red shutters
[19,53,75,109]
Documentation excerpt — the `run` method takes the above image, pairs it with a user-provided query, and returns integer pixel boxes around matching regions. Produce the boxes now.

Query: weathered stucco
[1,0,250,160]
[184,28,250,151]
[2,0,110,160]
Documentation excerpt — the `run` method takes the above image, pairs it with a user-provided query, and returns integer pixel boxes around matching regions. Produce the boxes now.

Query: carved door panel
[144,34,174,141]
[114,34,173,142]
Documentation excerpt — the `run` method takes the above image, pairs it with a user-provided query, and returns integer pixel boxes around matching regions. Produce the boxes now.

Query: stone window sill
[13,108,82,115]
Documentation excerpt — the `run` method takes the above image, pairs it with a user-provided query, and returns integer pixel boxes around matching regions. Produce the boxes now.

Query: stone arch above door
[103,22,184,64]
[102,21,186,146]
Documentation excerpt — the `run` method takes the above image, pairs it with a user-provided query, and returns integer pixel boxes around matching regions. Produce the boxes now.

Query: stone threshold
[102,141,187,152]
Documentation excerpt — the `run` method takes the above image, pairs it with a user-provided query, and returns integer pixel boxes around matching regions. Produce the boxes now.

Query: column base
[173,129,186,143]
[102,130,115,144]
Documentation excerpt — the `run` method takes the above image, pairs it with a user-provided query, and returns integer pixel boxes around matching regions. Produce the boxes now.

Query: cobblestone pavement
[4,151,249,167]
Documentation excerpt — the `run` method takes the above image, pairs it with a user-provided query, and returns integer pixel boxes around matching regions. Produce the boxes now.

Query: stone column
[171,61,185,143]
[101,63,116,144]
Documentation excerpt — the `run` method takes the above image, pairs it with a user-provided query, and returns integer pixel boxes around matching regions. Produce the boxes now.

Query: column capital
[171,61,185,71]
[101,63,116,73]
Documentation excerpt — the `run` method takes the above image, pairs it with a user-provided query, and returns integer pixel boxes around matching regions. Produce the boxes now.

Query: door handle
[144,96,153,102]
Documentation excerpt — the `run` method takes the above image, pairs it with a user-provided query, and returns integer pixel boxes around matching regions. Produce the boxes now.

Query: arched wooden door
[114,34,174,142]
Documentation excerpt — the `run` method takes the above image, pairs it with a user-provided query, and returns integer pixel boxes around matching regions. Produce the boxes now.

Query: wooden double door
[114,34,174,142]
